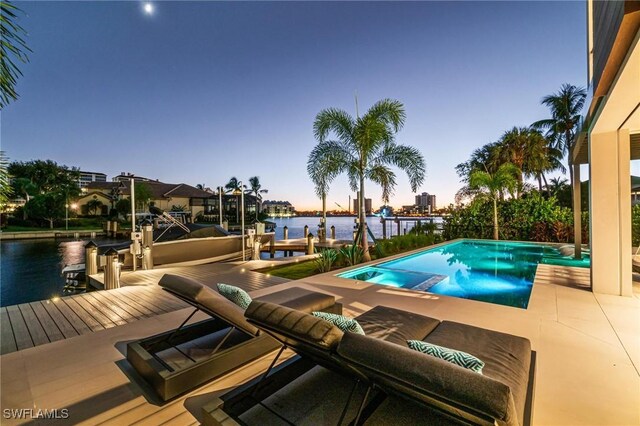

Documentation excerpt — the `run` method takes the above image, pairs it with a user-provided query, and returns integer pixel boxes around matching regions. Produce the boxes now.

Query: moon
[142,2,154,15]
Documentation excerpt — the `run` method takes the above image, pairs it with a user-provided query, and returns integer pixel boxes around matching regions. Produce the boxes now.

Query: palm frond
[374,143,426,192]
[366,164,397,203]
[313,108,355,144]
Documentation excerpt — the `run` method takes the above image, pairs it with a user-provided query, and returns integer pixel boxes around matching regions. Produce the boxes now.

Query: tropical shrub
[339,244,364,266]
[375,233,438,257]
[633,204,640,247]
[443,192,583,243]
[314,248,338,273]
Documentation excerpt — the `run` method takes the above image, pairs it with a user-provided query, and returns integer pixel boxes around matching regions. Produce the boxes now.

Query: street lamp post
[240,181,245,261]
[65,203,69,230]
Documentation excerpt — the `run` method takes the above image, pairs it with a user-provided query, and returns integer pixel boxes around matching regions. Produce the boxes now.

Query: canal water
[0,216,441,307]
[0,237,121,307]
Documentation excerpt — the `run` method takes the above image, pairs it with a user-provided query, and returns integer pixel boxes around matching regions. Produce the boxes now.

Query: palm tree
[308,98,426,261]
[307,161,331,241]
[0,1,31,108]
[86,198,103,216]
[533,84,587,192]
[247,176,268,220]
[523,132,566,194]
[225,177,245,223]
[469,163,519,240]
[547,177,569,196]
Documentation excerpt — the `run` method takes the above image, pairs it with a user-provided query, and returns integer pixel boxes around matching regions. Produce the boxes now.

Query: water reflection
[0,237,119,307]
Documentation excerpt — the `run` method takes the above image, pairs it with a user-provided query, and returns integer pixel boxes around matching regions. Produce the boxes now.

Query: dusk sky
[3,1,588,210]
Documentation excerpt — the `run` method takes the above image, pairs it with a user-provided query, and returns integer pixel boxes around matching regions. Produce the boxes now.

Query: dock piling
[283,226,289,240]
[104,248,121,290]
[330,225,335,240]
[85,241,98,278]
[307,233,315,255]
[303,225,309,238]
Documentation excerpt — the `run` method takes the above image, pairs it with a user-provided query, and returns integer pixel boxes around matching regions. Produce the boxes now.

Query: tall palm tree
[247,176,268,220]
[308,98,426,261]
[523,132,566,194]
[491,127,531,195]
[547,177,569,196]
[533,84,587,192]
[307,161,331,241]
[224,177,243,223]
[469,163,519,240]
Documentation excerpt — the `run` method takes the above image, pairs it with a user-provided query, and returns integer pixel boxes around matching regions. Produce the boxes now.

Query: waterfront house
[82,180,213,219]
[262,200,295,217]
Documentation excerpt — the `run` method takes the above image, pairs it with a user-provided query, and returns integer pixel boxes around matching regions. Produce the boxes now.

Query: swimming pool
[337,240,590,309]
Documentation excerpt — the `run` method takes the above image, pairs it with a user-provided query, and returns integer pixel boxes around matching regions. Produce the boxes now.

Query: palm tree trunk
[542,174,550,197]
[493,197,499,240]
[321,192,327,242]
[537,175,543,192]
[359,176,371,262]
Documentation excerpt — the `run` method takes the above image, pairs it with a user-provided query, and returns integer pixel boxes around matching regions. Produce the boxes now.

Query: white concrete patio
[1,258,638,425]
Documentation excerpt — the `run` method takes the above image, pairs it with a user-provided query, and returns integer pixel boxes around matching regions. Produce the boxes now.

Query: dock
[0,263,288,355]
[261,238,349,257]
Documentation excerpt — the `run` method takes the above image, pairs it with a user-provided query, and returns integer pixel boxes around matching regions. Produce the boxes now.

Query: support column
[573,163,582,259]
[589,130,632,296]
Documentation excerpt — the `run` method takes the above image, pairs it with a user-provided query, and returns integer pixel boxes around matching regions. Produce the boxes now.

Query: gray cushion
[256,287,335,313]
[424,321,531,426]
[158,274,258,336]
[337,332,521,426]
[353,305,440,345]
[245,300,343,351]
[159,274,214,300]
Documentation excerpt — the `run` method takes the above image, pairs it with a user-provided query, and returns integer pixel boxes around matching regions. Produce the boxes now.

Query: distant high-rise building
[414,192,436,213]
[78,171,107,188]
[353,198,372,215]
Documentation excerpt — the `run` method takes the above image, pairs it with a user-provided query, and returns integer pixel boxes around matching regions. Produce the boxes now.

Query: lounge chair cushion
[158,274,259,336]
[424,321,531,426]
[255,287,335,313]
[245,301,344,351]
[407,340,485,374]
[312,312,365,335]
[337,332,521,426]
[353,305,440,345]
[217,283,252,310]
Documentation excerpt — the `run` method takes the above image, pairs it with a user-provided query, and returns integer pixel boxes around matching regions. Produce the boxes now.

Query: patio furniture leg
[337,379,360,426]
[250,345,286,397]
[351,384,373,426]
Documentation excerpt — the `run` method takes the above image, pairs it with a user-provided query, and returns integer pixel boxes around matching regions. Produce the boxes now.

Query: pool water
[338,240,590,309]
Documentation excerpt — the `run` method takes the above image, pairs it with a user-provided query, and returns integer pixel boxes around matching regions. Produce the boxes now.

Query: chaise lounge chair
[211,300,535,426]
[126,274,341,401]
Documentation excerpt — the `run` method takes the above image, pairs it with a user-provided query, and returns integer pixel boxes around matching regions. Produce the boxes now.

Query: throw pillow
[407,340,484,374]
[216,283,252,310]
[312,311,365,335]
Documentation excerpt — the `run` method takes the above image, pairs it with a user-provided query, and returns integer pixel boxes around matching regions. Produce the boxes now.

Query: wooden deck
[1,263,287,355]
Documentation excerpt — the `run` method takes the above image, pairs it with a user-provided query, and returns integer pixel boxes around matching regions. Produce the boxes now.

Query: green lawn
[259,260,320,280]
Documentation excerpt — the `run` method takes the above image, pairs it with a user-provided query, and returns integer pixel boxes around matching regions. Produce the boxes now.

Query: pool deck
[1,249,639,425]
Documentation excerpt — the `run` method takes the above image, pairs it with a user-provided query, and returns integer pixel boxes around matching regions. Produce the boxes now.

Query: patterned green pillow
[312,312,365,335]
[407,340,485,374]
[216,283,252,310]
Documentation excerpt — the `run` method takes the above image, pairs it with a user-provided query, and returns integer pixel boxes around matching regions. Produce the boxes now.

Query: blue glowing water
[338,240,590,309]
